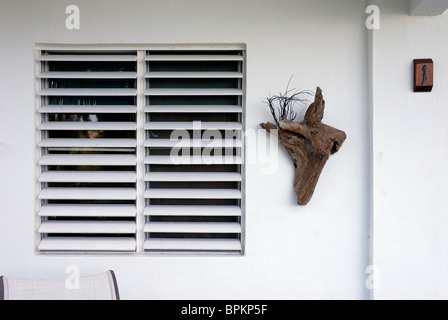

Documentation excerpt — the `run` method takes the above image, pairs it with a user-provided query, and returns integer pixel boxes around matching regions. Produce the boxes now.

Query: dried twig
[263,76,313,128]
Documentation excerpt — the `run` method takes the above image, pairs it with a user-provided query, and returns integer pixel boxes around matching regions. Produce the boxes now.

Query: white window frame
[35,44,247,256]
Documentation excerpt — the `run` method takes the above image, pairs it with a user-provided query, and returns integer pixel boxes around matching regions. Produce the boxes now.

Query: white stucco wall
[1,0,370,300]
[371,0,448,300]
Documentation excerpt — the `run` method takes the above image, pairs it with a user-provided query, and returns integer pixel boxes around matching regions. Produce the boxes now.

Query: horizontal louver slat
[145,122,242,130]
[145,72,243,79]
[144,205,241,217]
[144,222,241,233]
[39,54,137,61]
[39,204,136,217]
[144,172,241,182]
[39,171,137,183]
[144,239,242,252]
[144,139,242,148]
[146,54,243,61]
[39,154,136,166]
[145,88,242,96]
[39,188,137,200]
[39,122,136,131]
[39,238,136,252]
[144,155,242,165]
[145,105,242,113]
[39,88,137,96]
[40,139,137,148]
[144,189,241,199]
[39,72,137,79]
[39,221,136,234]
[40,105,137,114]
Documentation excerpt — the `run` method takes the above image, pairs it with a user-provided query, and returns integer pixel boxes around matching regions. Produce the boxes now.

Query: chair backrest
[0,270,119,300]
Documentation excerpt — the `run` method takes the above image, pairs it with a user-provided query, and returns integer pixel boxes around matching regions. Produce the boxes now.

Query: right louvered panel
[144,50,244,253]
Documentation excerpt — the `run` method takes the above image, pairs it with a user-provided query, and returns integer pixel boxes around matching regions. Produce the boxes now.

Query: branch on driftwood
[260,87,346,206]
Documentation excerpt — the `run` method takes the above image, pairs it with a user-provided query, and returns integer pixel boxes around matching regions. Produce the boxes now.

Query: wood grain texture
[261,87,346,205]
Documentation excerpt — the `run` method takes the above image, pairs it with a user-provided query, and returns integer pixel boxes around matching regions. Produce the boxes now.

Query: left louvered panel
[37,50,138,253]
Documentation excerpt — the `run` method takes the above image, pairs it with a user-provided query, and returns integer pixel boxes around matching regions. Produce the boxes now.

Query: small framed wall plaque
[414,59,433,92]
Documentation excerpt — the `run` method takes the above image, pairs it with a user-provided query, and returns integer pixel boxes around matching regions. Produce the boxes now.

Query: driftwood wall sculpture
[260,87,346,205]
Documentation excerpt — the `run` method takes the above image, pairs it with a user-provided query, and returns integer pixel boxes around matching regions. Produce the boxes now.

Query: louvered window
[36,46,245,254]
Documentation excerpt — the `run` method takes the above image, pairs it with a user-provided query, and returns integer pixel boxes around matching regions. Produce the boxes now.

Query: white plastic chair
[0,270,119,300]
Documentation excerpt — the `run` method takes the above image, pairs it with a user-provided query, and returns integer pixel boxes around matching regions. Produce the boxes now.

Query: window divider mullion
[35,48,43,254]
[135,50,146,253]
